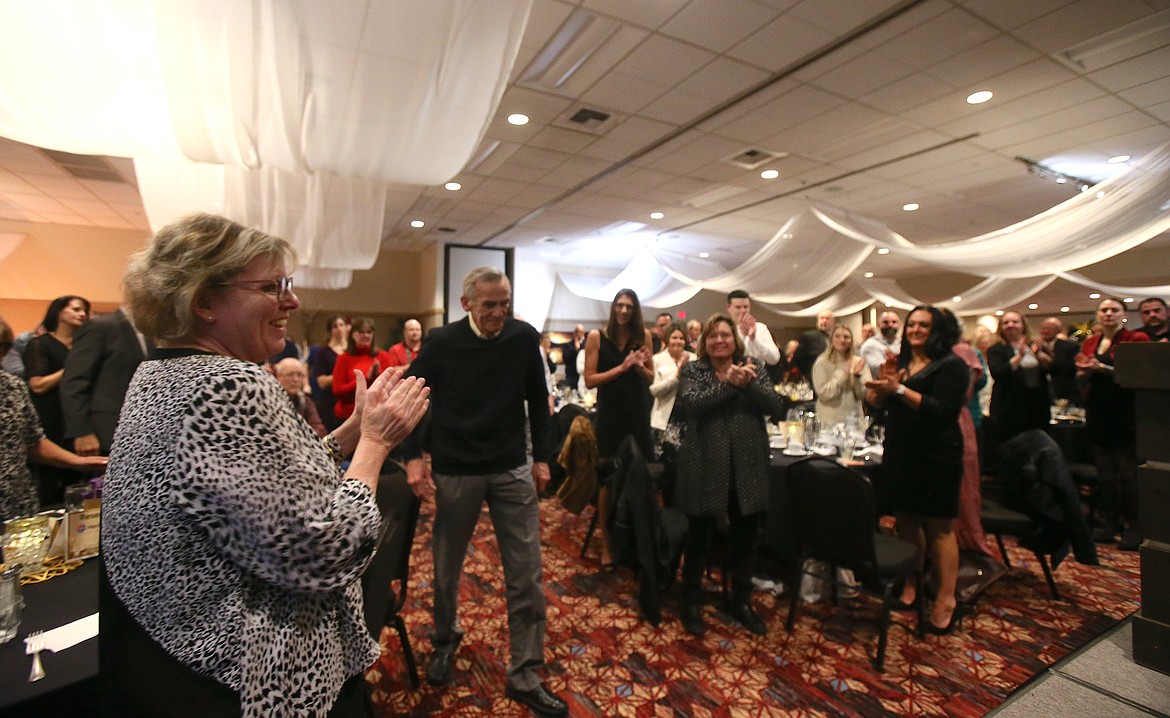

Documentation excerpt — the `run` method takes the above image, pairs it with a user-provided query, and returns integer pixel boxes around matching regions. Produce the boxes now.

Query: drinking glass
[65,483,91,513]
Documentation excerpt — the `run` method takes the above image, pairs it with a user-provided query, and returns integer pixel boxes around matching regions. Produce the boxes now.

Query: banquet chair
[361,461,422,689]
[979,498,1061,600]
[785,457,922,672]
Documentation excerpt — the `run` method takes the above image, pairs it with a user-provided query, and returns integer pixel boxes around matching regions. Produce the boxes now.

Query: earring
[204,314,215,322]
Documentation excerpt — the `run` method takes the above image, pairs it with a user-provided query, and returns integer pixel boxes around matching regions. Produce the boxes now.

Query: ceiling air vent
[40,148,127,183]
[722,148,787,170]
[553,104,621,135]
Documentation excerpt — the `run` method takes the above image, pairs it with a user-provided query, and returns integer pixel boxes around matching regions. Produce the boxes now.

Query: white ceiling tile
[962,0,1077,31]
[1012,0,1163,53]
[612,33,715,86]
[639,90,713,125]
[922,35,1044,90]
[1143,99,1170,122]
[879,8,1001,70]
[527,126,598,154]
[790,0,915,34]
[1062,111,1166,144]
[726,14,835,72]
[1087,44,1170,92]
[660,0,780,53]
[581,71,668,114]
[809,51,916,97]
[581,0,690,30]
[714,84,845,144]
[676,57,771,100]
[1117,75,1170,107]
[857,72,959,114]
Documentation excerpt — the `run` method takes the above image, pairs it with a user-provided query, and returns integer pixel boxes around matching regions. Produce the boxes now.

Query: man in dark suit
[61,308,147,455]
[792,309,834,381]
[560,323,586,390]
[1037,317,1081,406]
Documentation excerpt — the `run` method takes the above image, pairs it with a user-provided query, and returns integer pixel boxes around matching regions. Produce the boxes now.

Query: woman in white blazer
[650,323,697,451]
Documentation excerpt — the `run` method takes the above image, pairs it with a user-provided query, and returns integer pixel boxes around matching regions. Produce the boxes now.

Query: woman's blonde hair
[123,213,294,343]
[822,323,855,361]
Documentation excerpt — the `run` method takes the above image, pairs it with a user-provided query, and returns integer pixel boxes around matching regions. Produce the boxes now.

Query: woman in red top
[332,318,392,420]
[1076,297,1149,550]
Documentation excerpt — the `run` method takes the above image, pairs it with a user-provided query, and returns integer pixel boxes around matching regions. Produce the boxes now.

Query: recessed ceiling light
[863,272,874,278]
[1107,155,1131,164]
[410,220,425,228]
[1089,292,1101,299]
[995,310,1004,317]
[650,211,664,220]
[444,182,461,191]
[1028,303,1038,310]
[699,252,710,258]
[1124,297,1135,303]
[1060,306,1070,312]
[966,90,993,104]
[902,203,920,211]
[877,247,890,255]
[507,113,530,126]
[760,169,779,180]
[952,296,962,303]
[884,303,892,308]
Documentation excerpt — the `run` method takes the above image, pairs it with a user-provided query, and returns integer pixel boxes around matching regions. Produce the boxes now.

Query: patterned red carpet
[368,498,1140,717]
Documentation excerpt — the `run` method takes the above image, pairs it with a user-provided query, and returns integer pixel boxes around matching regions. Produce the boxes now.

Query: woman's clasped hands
[355,367,430,448]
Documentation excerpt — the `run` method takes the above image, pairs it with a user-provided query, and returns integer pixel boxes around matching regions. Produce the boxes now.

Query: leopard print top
[103,352,380,717]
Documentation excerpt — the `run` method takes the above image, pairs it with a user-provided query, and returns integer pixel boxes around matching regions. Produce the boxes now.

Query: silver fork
[26,630,45,682]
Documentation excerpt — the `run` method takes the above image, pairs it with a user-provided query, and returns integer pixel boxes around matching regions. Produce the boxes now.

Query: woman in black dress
[1076,297,1149,550]
[866,305,970,634]
[25,294,90,504]
[987,311,1051,443]
[674,314,786,636]
[583,288,654,568]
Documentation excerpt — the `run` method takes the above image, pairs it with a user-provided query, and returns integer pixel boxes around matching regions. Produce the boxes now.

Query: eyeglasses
[220,275,294,301]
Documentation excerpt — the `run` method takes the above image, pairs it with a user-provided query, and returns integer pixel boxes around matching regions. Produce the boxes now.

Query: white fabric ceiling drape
[556,143,1170,316]
[810,143,1170,278]
[0,0,532,287]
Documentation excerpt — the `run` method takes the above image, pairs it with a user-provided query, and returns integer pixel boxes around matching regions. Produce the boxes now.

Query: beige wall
[0,220,149,331]
[0,220,438,341]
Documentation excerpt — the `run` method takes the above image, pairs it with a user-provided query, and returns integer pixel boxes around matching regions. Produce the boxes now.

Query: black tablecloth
[0,559,98,717]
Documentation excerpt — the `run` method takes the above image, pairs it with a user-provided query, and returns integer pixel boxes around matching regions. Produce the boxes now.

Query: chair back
[361,461,421,639]
[786,457,878,575]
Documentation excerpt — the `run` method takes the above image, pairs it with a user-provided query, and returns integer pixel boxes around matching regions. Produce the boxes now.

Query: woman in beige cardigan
[812,324,871,426]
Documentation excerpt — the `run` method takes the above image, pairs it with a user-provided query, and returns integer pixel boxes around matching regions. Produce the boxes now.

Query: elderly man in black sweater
[403,266,565,717]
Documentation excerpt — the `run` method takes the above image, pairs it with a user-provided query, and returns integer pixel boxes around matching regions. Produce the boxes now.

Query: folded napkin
[27,613,98,653]
[854,445,884,458]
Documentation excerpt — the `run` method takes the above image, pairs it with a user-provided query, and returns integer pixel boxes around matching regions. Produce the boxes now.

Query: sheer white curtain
[0,0,532,287]
[811,143,1170,278]
[1057,272,1170,299]
[557,144,1170,315]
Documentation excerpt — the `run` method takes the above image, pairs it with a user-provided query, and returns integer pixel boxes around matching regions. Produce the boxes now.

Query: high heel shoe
[924,605,964,636]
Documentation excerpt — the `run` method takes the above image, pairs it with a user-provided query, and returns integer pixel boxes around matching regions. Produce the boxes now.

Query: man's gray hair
[462,266,508,301]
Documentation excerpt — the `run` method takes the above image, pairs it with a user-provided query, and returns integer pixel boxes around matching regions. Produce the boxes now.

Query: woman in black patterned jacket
[101,213,429,717]
[674,313,786,637]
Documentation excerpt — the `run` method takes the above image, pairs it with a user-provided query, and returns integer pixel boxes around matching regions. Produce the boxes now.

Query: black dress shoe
[1092,526,1118,544]
[505,682,568,717]
[425,651,455,686]
[681,601,706,637]
[730,602,767,636]
[1118,529,1142,551]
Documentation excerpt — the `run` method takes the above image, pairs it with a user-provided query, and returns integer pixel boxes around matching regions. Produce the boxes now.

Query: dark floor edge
[986,612,1136,716]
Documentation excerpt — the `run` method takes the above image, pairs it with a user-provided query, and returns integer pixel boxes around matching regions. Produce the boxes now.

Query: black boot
[729,600,766,636]
[681,595,706,637]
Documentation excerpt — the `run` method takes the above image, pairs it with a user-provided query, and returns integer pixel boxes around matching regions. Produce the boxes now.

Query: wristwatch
[895,384,907,396]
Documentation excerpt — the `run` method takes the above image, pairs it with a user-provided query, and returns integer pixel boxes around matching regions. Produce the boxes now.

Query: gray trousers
[430,464,547,691]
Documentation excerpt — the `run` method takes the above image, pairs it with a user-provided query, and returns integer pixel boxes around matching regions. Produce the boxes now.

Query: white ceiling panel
[659,0,780,53]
